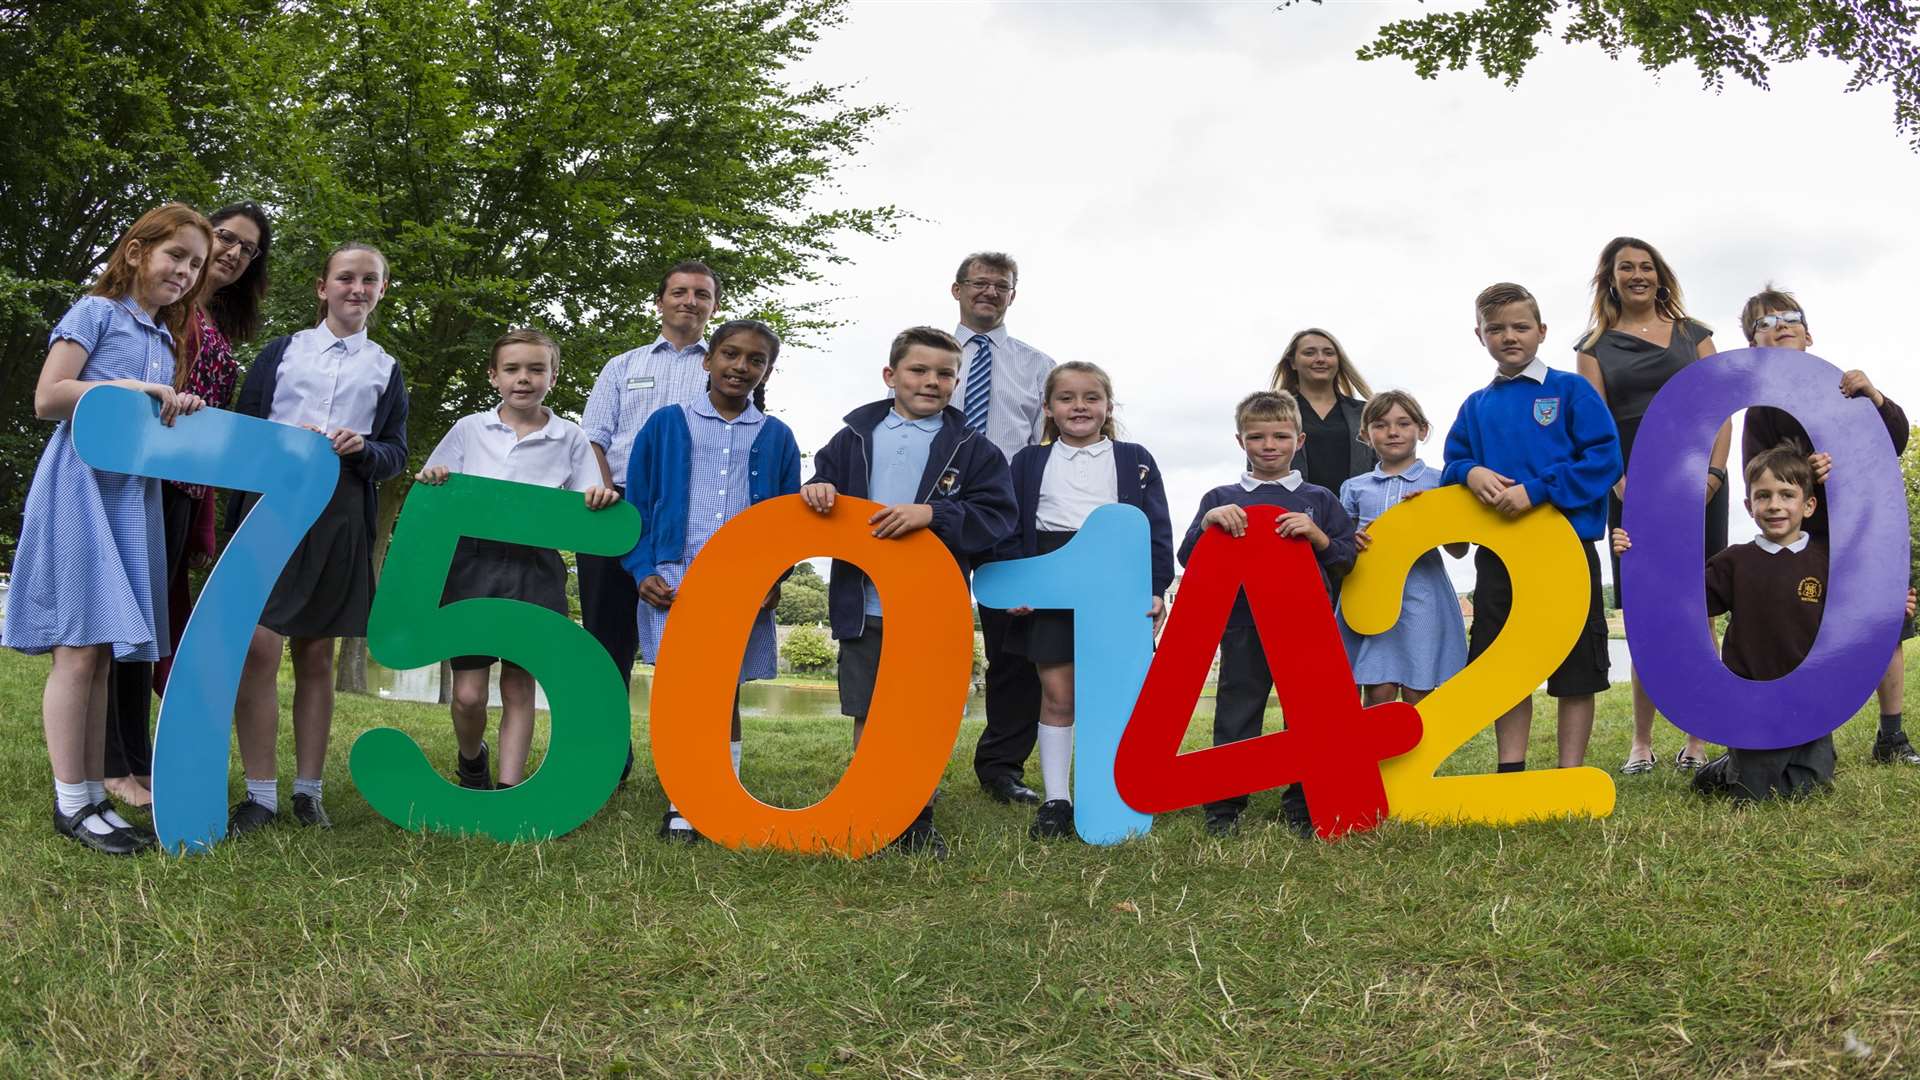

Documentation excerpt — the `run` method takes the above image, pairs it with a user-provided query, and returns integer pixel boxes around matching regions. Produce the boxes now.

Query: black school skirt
[439,537,569,671]
[1005,530,1076,666]
[250,471,374,639]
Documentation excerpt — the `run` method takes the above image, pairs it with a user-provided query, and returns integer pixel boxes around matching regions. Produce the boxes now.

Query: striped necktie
[963,333,993,434]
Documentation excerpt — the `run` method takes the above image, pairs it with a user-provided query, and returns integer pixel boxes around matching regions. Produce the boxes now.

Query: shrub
[781,623,836,675]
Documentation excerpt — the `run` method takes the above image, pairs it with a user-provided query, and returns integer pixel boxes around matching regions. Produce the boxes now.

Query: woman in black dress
[1575,236,1731,774]
[1268,328,1375,494]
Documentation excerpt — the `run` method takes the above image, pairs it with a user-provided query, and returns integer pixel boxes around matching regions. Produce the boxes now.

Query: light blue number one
[972,503,1154,845]
[72,386,338,853]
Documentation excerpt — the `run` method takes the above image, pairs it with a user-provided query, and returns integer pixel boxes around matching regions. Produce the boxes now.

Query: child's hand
[1491,485,1532,517]
[1907,588,1915,620]
[1147,596,1164,623]
[761,584,781,613]
[1008,605,1034,616]
[1354,528,1372,553]
[583,485,619,510]
[869,503,932,539]
[416,465,451,485]
[1466,466,1512,505]
[1840,369,1885,407]
[639,575,675,610]
[1203,504,1248,537]
[143,383,199,426]
[1275,511,1328,550]
[801,482,837,513]
[328,428,365,457]
[1611,527,1632,554]
[1809,451,1832,484]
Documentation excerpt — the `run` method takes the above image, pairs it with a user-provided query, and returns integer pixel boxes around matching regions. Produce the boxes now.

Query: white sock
[1038,724,1074,804]
[246,778,278,812]
[666,801,692,830]
[56,780,113,835]
[85,780,132,829]
[730,740,743,777]
[293,777,323,800]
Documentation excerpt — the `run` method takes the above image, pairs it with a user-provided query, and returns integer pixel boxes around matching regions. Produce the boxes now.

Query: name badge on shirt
[627,376,656,391]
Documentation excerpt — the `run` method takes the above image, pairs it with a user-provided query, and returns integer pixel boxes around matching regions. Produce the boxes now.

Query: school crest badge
[1138,464,1151,485]
[1797,576,1823,604]
[937,467,961,496]
[1532,398,1560,426]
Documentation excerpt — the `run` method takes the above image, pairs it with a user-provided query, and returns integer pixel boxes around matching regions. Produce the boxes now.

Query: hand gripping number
[1341,486,1614,824]
[71,386,339,852]
[973,504,1156,845]
[649,496,972,857]
[348,475,640,841]
[1115,506,1422,839]
[1622,348,1907,748]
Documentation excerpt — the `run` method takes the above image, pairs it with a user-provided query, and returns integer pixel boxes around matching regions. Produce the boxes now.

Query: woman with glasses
[102,202,272,810]
[1574,235,1727,775]
[1266,328,1376,495]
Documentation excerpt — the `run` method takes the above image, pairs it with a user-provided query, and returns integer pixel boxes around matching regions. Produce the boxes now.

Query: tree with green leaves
[1289,0,1920,149]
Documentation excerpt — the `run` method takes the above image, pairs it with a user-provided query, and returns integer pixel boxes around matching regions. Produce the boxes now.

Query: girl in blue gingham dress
[5,203,214,854]
[622,320,801,841]
[1336,390,1468,706]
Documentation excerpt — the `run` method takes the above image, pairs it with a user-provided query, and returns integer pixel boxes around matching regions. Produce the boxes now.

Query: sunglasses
[1752,311,1805,333]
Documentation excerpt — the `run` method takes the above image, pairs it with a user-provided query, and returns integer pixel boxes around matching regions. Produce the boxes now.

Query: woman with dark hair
[102,201,272,809]
[1267,328,1376,494]
[1574,235,1729,776]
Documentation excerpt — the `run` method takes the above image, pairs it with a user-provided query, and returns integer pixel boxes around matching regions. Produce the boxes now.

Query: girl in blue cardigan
[1000,361,1173,841]
[622,319,800,841]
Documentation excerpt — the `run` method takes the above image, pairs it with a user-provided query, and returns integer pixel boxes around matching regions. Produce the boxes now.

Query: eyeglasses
[213,227,260,260]
[959,278,1013,295]
[1752,311,1805,333]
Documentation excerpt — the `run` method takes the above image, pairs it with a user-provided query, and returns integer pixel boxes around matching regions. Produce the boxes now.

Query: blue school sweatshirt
[807,400,1016,641]
[994,440,1177,598]
[1439,364,1621,540]
[620,404,802,578]
[1177,479,1357,628]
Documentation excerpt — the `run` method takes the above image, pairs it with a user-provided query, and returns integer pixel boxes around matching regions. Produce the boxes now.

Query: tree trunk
[335,636,368,692]
[436,659,453,705]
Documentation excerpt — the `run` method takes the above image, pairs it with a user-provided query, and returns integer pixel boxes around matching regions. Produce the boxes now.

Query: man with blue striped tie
[950,251,1056,805]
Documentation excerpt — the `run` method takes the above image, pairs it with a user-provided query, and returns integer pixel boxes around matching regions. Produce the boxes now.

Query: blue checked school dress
[4,296,174,661]
[635,400,779,683]
[1334,460,1467,691]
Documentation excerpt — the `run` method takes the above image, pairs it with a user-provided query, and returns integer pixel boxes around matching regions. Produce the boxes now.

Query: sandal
[1620,755,1656,775]
[1673,749,1710,771]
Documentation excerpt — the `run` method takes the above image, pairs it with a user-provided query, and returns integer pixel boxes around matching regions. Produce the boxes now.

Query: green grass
[4,647,1920,1077]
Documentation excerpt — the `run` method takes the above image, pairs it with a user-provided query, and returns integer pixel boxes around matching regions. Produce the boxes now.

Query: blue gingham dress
[4,296,173,660]
[636,400,777,683]
[1334,460,1467,690]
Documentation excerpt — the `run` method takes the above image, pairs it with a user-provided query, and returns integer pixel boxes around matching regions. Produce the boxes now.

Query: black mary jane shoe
[93,801,158,852]
[53,805,142,856]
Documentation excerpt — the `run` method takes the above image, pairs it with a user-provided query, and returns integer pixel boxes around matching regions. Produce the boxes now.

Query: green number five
[349,475,641,841]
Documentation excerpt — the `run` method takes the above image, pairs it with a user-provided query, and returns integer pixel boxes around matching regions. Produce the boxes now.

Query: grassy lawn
[3,646,1919,1077]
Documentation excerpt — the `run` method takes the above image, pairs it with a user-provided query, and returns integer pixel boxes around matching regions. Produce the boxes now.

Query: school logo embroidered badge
[1532,398,1560,426]
[1138,464,1151,485]
[937,468,961,496]
[1797,576,1823,604]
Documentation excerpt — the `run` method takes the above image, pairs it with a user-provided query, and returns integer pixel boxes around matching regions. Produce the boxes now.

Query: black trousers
[971,604,1042,786]
[1206,625,1309,824]
[577,549,639,687]
[105,484,195,779]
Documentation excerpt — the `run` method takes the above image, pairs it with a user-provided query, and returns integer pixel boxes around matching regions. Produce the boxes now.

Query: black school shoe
[53,804,143,856]
[1029,799,1076,840]
[1872,732,1920,765]
[887,807,949,859]
[291,792,331,828]
[455,742,494,790]
[981,776,1041,806]
[95,801,158,851]
[227,798,279,837]
[657,809,702,843]
[1204,809,1241,837]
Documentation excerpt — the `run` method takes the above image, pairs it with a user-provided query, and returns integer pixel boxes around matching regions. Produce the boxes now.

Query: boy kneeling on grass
[1614,446,1916,801]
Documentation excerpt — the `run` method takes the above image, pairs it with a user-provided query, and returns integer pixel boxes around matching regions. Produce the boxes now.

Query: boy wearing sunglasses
[1739,285,1916,765]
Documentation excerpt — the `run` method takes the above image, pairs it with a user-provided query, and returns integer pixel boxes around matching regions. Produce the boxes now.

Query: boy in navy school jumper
[1443,282,1622,773]
[1614,447,1918,800]
[1179,390,1357,838]
[800,326,1017,858]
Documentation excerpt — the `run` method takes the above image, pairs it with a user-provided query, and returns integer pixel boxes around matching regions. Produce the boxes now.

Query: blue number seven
[72,386,338,852]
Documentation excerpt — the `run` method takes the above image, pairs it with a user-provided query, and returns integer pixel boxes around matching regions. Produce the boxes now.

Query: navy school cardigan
[994,440,1176,598]
[226,333,410,545]
[619,403,802,579]
[806,400,1017,640]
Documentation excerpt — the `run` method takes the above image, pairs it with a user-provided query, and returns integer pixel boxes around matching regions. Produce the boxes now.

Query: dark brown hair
[1360,388,1431,434]
[887,325,963,368]
[1739,283,1807,345]
[1745,444,1816,493]
[204,201,272,344]
[708,318,781,412]
[656,259,721,305]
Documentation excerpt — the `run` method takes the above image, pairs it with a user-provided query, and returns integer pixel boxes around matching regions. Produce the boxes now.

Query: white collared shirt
[951,322,1055,462]
[1494,357,1549,384]
[1754,532,1811,554]
[423,405,600,491]
[1036,438,1118,530]
[1239,470,1304,492]
[269,323,397,433]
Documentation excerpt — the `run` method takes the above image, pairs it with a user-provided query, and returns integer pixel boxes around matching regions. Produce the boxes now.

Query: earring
[1607,285,1619,303]
[1656,285,1671,304]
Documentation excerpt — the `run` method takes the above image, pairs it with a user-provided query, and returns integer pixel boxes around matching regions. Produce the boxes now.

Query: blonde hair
[1579,236,1704,351]
[91,203,215,388]
[1270,328,1372,400]
[1360,388,1431,435]
[1235,389,1301,432]
[1040,361,1120,442]
[489,327,559,370]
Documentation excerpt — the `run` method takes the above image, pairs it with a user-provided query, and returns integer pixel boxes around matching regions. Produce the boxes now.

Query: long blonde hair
[1579,236,1702,351]
[90,203,215,387]
[1040,360,1120,443]
[1269,327,1372,400]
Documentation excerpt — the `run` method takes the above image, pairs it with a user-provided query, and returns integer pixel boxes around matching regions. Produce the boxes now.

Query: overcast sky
[770,1,1920,588]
